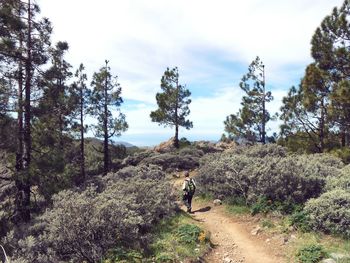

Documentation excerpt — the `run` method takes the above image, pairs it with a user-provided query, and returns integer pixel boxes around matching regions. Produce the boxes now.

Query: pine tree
[150,67,193,148]
[72,63,90,184]
[0,0,52,221]
[308,0,350,146]
[90,60,128,175]
[224,57,273,144]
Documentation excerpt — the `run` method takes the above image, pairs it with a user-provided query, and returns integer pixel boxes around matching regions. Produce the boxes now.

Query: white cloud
[35,0,343,145]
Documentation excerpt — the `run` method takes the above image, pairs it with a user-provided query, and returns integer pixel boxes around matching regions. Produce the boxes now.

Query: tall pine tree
[224,57,273,144]
[90,60,128,175]
[150,67,193,148]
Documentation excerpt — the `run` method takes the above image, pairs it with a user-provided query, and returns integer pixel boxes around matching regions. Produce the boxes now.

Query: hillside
[1,143,349,262]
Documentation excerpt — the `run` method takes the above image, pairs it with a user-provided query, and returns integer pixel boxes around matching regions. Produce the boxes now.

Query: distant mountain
[85,137,135,148]
[112,141,135,148]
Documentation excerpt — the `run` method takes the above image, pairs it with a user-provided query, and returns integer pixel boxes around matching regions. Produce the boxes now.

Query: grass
[150,211,210,262]
[103,212,210,262]
[226,204,251,215]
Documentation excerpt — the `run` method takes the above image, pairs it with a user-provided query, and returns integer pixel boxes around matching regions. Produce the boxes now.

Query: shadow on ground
[192,206,211,213]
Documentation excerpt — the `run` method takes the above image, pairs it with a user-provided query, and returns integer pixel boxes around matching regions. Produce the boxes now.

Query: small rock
[290,234,297,240]
[223,257,233,263]
[172,173,180,178]
[321,259,336,263]
[194,248,200,252]
[280,236,289,245]
[330,253,347,260]
[265,238,271,243]
[213,199,222,205]
[251,226,261,236]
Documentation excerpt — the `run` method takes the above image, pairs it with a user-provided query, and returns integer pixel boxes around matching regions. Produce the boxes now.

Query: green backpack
[187,179,196,195]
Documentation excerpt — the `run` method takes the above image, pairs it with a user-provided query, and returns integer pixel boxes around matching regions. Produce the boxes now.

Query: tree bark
[79,84,85,183]
[319,97,325,153]
[103,63,109,175]
[261,65,266,144]
[174,77,179,148]
[21,0,32,222]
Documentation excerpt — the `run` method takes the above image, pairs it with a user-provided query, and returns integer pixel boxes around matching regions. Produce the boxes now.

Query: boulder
[154,137,176,153]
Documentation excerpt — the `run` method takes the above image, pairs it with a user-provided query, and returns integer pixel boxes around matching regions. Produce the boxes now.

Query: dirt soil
[173,172,288,263]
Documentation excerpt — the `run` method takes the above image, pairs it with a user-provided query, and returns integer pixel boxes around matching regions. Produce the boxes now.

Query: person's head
[185,171,190,177]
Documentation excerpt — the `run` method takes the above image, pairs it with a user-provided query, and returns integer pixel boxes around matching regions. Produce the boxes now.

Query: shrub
[326,165,350,192]
[233,144,287,158]
[141,152,200,171]
[175,224,202,244]
[289,210,311,232]
[304,189,350,237]
[6,168,176,262]
[296,244,327,263]
[330,147,350,164]
[197,150,340,206]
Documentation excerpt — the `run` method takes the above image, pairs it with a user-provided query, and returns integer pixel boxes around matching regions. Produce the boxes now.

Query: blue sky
[37,0,344,146]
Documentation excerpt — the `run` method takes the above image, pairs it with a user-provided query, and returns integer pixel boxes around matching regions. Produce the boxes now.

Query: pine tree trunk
[261,65,266,144]
[174,77,179,148]
[79,87,85,183]
[103,66,109,175]
[21,0,32,222]
[341,131,346,147]
[16,45,23,172]
[174,124,179,148]
[319,97,325,153]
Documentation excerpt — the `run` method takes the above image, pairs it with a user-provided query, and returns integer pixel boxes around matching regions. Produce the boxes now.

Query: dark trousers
[183,193,194,211]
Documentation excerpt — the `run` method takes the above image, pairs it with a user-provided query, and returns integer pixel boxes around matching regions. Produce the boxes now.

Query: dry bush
[197,145,342,205]
[305,189,350,238]
[5,167,176,263]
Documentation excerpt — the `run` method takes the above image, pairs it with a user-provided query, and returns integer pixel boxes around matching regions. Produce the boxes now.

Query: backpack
[187,178,196,195]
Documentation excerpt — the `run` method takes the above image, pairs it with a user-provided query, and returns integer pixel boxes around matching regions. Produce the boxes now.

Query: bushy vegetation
[121,147,203,172]
[305,189,350,238]
[197,145,341,206]
[296,244,327,263]
[3,165,176,263]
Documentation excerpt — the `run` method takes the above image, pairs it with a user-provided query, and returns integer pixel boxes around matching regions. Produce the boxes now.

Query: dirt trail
[189,201,285,263]
[173,174,286,263]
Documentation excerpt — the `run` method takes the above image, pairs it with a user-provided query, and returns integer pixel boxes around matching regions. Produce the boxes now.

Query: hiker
[182,171,196,213]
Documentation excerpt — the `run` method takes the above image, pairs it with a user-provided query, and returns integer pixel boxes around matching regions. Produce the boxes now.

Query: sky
[36,0,344,146]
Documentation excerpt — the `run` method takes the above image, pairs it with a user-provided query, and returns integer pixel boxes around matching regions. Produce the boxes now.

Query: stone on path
[250,226,261,236]
[213,199,222,205]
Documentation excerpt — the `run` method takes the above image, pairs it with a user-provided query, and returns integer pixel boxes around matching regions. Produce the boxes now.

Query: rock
[280,236,289,245]
[321,259,336,263]
[251,226,261,236]
[172,173,180,178]
[213,199,222,206]
[223,257,233,263]
[154,137,176,153]
[290,234,297,240]
[330,253,347,260]
[265,238,271,243]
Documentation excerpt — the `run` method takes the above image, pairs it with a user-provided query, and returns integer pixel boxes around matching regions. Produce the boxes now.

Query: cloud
[36,0,343,145]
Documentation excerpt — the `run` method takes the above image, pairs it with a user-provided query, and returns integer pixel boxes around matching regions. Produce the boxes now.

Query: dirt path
[188,201,285,263]
[173,174,286,263]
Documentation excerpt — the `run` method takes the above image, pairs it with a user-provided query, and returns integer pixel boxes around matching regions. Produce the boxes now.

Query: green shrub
[175,224,202,244]
[296,244,327,263]
[197,146,341,207]
[330,147,350,164]
[304,189,350,238]
[5,169,176,262]
[289,210,311,232]
[326,165,350,192]
[232,144,287,158]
